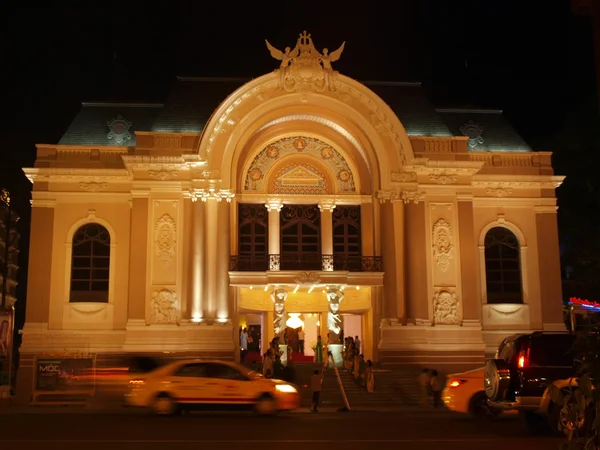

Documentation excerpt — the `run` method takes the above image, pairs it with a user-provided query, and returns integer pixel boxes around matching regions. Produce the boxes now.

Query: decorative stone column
[326,285,345,367]
[190,198,205,321]
[204,198,218,319]
[216,198,232,321]
[271,287,288,366]
[265,199,283,271]
[319,202,336,271]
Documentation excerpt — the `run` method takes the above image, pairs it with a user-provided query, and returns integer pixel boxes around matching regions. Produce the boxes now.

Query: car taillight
[517,348,530,368]
[448,379,467,388]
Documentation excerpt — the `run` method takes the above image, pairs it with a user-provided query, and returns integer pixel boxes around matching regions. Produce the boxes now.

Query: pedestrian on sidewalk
[366,360,375,393]
[430,369,443,408]
[310,367,325,412]
[418,368,431,407]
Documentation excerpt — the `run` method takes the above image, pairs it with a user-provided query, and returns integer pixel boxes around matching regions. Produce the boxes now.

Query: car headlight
[276,384,298,394]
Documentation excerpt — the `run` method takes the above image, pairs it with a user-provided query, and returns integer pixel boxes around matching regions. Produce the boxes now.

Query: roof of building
[56,77,531,152]
[436,108,531,152]
[58,103,163,146]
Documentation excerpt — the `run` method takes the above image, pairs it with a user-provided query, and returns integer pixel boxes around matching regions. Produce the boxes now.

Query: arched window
[484,227,523,304]
[70,223,111,303]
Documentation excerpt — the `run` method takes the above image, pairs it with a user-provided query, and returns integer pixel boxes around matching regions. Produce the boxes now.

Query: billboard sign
[35,356,95,391]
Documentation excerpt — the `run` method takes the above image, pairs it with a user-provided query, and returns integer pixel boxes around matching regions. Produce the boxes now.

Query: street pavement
[0,408,561,450]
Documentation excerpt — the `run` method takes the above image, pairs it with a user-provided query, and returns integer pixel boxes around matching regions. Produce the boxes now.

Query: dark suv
[484,331,579,432]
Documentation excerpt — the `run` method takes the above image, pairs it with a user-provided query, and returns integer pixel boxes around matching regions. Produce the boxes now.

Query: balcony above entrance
[229,254,381,272]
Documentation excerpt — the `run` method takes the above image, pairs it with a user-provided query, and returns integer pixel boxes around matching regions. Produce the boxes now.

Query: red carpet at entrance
[291,351,314,363]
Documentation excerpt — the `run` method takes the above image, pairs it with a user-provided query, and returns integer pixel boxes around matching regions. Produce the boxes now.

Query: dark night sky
[0,1,596,324]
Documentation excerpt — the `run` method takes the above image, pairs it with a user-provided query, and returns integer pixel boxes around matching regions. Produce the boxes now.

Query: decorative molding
[432,218,454,272]
[485,187,513,197]
[391,171,417,183]
[472,177,565,189]
[78,181,108,192]
[70,305,106,316]
[318,202,336,212]
[148,166,179,181]
[244,136,355,193]
[488,306,522,318]
[377,189,425,204]
[294,272,321,285]
[155,214,177,267]
[265,199,283,211]
[107,115,132,145]
[150,289,178,324]
[153,135,182,149]
[189,186,235,203]
[433,290,460,325]
[459,121,484,149]
[428,173,458,185]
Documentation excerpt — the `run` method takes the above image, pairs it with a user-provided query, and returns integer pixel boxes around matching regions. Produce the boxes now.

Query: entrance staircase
[290,363,421,409]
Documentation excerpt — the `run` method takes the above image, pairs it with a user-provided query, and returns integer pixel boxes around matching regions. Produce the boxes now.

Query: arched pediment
[196,67,414,191]
[243,136,357,194]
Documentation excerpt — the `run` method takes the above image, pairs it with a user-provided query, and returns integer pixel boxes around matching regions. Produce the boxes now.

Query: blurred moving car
[125,359,300,415]
[443,367,501,419]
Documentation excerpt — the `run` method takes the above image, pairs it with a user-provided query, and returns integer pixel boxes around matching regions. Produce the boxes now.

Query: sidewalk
[0,404,462,416]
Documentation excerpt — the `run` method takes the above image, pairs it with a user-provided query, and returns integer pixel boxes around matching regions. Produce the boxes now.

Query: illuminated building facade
[18,33,565,397]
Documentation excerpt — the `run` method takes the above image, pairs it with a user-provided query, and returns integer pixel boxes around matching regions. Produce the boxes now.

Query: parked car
[484,331,582,433]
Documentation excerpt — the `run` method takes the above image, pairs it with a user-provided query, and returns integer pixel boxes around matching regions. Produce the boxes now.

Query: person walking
[310,367,325,412]
[419,368,431,407]
[298,328,305,353]
[430,369,443,408]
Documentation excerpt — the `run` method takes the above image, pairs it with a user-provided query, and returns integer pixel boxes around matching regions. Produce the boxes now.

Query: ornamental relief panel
[433,290,461,325]
[155,213,177,267]
[429,203,459,287]
[432,218,454,273]
[151,201,179,286]
[244,136,355,193]
[150,288,178,325]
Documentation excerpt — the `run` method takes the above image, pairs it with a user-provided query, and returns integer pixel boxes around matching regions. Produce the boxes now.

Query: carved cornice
[485,187,513,197]
[377,189,425,204]
[23,168,130,182]
[473,175,565,189]
[121,155,186,169]
[188,186,235,203]
[428,173,458,185]
[78,181,108,192]
[390,171,417,183]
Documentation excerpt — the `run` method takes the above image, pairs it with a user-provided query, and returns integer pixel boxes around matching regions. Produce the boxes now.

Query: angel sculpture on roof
[265,40,299,86]
[317,43,345,89]
[265,31,346,92]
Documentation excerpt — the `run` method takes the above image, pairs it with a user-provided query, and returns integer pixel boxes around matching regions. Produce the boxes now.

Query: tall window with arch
[70,223,111,303]
[484,227,523,304]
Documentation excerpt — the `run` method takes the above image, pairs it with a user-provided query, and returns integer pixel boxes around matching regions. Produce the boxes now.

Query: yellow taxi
[443,367,502,419]
[125,359,300,415]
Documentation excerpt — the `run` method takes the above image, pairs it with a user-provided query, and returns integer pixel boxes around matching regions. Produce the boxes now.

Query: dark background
[0,1,598,330]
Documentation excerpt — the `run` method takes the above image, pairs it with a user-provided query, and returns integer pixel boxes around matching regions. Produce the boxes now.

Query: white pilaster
[265,199,283,271]
[319,202,336,271]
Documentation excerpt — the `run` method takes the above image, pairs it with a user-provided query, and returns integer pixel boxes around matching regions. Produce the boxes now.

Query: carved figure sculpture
[265,31,345,92]
[433,290,460,325]
[326,286,344,340]
[151,289,178,324]
[271,288,288,337]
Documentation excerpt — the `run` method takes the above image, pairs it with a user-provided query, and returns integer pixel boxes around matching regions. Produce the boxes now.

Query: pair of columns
[189,191,234,322]
[265,200,336,271]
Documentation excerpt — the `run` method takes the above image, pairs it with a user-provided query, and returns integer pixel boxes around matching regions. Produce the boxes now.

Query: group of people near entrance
[419,368,443,408]
[342,335,375,393]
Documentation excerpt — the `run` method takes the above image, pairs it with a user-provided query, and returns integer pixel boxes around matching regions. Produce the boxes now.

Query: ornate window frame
[478,216,528,305]
[64,210,117,305]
